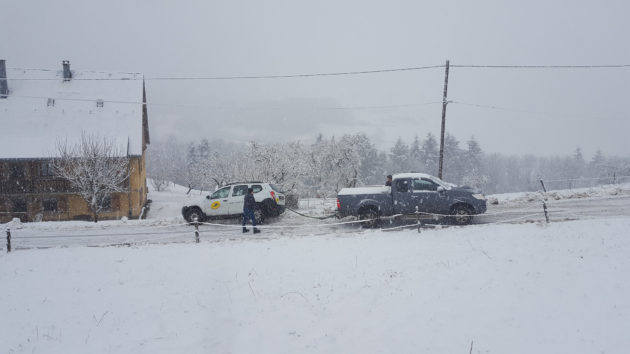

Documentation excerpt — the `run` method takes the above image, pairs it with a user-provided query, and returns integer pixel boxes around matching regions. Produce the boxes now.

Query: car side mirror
[206,195,210,199]
[437,186,445,193]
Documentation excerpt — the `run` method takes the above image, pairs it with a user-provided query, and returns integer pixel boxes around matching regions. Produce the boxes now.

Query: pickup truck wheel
[185,207,204,223]
[254,206,265,224]
[359,208,380,228]
[451,205,473,225]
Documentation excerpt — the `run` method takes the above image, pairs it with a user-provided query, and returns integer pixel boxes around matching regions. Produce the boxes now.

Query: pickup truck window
[413,178,438,191]
[232,185,248,197]
[211,187,230,199]
[395,179,410,193]
[252,185,263,193]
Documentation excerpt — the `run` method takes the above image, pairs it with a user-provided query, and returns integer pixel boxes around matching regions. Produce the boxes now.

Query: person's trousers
[242,208,256,227]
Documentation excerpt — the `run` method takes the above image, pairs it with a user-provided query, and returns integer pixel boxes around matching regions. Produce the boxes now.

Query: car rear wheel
[254,205,265,224]
[359,208,380,228]
[451,205,473,225]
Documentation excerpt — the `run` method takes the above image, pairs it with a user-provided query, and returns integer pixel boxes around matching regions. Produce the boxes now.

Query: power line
[147,65,446,80]
[6,63,630,81]
[5,64,446,81]
[451,64,630,69]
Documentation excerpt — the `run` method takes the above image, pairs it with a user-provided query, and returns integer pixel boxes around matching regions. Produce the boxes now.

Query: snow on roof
[0,66,145,159]
[392,173,434,180]
[392,173,456,188]
[338,186,391,195]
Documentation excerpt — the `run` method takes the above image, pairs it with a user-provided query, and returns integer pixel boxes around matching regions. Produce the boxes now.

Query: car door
[228,184,249,215]
[392,178,414,214]
[206,186,231,217]
[412,178,444,215]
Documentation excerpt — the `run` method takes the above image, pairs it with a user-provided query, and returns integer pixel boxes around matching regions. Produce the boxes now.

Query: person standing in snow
[385,175,393,186]
[242,188,260,234]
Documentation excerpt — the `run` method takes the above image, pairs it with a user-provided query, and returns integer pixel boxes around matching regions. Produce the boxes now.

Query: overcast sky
[2,0,629,157]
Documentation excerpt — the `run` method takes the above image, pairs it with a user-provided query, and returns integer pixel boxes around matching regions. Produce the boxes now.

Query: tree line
[147,134,630,196]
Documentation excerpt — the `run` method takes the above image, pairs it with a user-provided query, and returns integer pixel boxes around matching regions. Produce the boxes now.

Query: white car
[181,182,286,223]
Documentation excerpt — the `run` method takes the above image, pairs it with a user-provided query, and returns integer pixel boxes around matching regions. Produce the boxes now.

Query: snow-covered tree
[408,135,423,172]
[52,133,131,222]
[146,136,184,191]
[461,136,488,189]
[442,133,464,183]
[421,133,439,175]
[389,137,410,173]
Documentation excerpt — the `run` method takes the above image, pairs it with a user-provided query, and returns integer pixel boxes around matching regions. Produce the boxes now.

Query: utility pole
[438,59,450,179]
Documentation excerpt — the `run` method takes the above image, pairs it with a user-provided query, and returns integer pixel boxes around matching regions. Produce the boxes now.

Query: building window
[102,195,112,211]
[10,164,25,179]
[40,161,55,177]
[43,199,58,212]
[12,199,27,213]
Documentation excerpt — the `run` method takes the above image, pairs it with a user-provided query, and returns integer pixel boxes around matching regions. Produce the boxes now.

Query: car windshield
[270,184,284,193]
[429,176,455,189]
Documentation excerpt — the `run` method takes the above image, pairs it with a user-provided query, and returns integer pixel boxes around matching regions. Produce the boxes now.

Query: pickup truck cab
[182,182,285,223]
[337,173,487,225]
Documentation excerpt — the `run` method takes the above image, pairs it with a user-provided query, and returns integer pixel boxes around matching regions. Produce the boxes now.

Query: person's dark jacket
[244,193,256,211]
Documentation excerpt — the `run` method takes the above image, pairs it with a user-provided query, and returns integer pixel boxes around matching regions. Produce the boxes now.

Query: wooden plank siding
[0,156,148,223]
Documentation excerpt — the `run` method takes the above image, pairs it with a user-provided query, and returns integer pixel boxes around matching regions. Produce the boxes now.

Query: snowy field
[2,183,630,353]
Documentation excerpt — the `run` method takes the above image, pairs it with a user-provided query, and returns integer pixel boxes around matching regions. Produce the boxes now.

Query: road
[476,193,630,224]
[4,192,630,250]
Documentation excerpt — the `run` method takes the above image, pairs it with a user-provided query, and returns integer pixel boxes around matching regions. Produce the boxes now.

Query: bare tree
[52,133,131,222]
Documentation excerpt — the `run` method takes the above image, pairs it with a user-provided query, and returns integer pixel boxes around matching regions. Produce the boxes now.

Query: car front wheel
[185,207,204,223]
[450,205,473,225]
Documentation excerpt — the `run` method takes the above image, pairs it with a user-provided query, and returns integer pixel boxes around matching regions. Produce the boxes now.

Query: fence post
[194,221,200,243]
[6,228,11,253]
[542,200,549,223]
[539,179,547,193]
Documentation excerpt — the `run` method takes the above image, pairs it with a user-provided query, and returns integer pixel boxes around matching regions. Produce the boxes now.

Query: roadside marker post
[6,228,11,253]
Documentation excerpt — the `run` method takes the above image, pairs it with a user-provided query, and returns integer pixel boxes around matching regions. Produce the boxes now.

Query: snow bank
[2,217,630,354]
[488,182,630,204]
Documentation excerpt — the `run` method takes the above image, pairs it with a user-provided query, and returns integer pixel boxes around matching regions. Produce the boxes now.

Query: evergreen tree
[461,136,488,189]
[408,135,423,172]
[390,138,410,173]
[421,133,439,175]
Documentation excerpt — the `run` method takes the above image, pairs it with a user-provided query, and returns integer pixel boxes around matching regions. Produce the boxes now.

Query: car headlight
[472,194,486,200]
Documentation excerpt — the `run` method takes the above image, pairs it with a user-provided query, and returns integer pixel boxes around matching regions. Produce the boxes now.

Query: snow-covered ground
[2,217,630,353]
[2,183,630,353]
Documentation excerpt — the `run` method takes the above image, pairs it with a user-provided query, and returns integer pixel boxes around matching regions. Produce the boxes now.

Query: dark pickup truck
[337,173,487,225]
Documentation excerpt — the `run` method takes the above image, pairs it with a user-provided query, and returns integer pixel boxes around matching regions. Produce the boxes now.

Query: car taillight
[337,198,341,210]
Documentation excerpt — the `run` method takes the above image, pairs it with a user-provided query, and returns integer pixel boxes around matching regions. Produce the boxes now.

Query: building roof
[0,65,147,159]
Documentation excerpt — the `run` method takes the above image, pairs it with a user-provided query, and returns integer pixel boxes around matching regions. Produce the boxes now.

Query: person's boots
[253,228,261,234]
[242,227,249,233]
